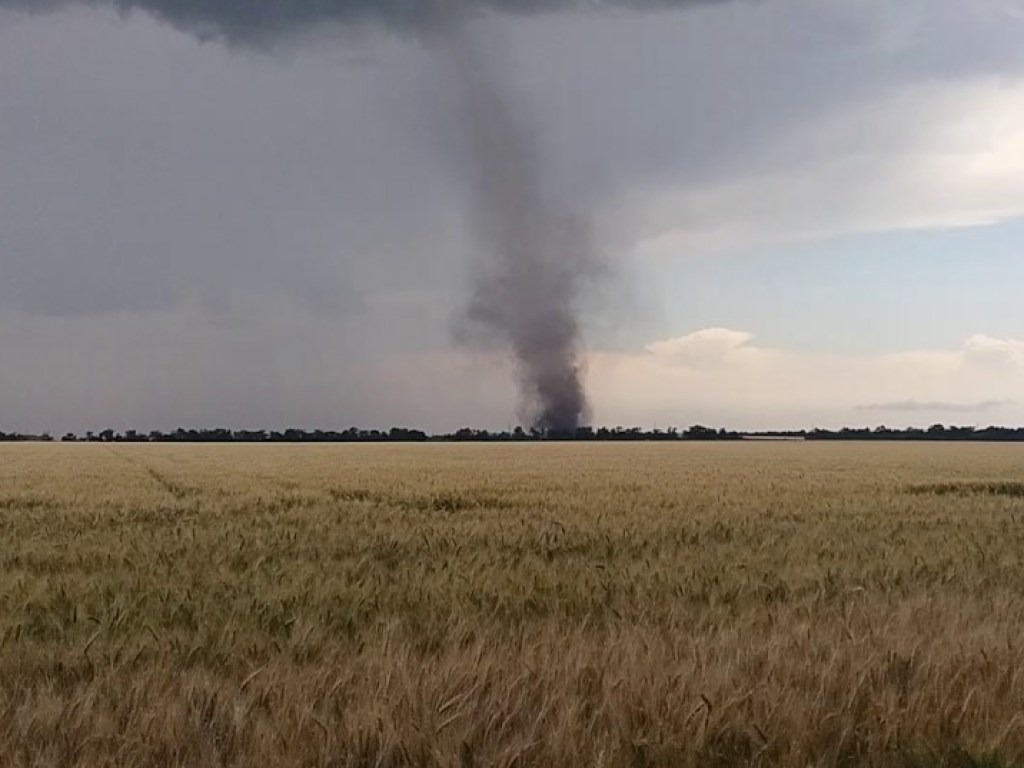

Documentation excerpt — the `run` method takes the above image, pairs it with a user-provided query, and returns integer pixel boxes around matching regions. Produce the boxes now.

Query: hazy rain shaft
[1,0,728,431]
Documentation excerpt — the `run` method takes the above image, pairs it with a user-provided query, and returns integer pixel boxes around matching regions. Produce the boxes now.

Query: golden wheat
[0,442,1022,766]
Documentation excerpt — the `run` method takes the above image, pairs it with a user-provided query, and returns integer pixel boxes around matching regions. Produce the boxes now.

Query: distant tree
[684,425,718,440]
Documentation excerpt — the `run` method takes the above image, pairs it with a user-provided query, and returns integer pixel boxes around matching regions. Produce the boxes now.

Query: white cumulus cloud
[644,328,755,367]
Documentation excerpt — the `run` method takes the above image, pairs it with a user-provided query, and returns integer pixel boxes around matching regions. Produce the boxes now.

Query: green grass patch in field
[908,480,1024,498]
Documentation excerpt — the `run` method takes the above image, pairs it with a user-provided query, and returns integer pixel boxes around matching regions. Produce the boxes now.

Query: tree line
[4,423,1024,443]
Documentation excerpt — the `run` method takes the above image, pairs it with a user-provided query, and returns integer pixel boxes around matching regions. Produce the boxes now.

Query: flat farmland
[1,442,1023,767]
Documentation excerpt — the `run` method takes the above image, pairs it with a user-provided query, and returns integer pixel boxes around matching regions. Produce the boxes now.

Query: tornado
[435,27,594,433]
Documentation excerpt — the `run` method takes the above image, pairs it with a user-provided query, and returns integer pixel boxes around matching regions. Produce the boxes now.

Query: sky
[2,0,1024,433]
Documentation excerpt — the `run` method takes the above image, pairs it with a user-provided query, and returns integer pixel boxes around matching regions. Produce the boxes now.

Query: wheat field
[1,441,1023,767]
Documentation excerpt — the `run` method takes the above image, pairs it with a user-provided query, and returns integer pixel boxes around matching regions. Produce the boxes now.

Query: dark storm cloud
[0,0,736,41]
[0,0,741,432]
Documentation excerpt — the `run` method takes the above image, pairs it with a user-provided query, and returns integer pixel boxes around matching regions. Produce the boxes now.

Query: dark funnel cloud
[2,0,731,431]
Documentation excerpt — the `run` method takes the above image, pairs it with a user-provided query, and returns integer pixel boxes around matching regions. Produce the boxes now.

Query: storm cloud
[1,0,735,41]
[0,0,740,431]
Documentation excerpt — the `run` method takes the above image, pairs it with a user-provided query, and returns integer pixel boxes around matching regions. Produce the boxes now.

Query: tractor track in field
[101,445,203,502]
